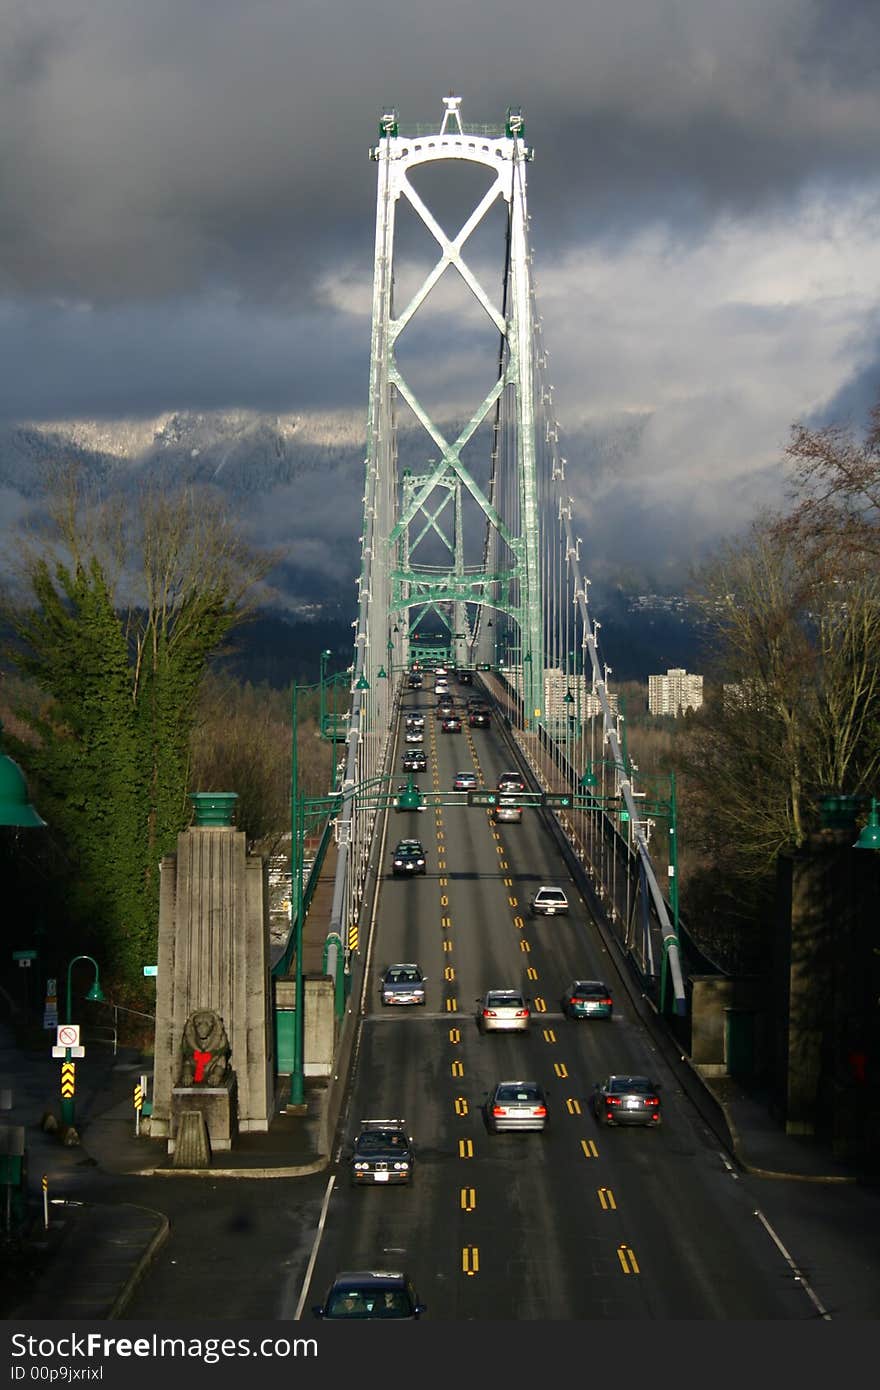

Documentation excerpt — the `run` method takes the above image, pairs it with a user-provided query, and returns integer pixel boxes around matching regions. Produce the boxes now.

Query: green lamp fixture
[0,752,46,827]
[854,798,880,850]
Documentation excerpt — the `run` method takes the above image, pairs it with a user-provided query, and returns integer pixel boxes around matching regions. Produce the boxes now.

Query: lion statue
[178,1008,232,1087]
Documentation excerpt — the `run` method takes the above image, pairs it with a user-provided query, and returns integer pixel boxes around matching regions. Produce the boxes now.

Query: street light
[319,649,332,739]
[61,955,104,1127]
[854,798,880,850]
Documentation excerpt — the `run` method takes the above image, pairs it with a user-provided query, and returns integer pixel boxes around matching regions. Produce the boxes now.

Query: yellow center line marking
[462,1247,479,1276]
[455,1098,469,1118]
[460,1188,476,1213]
[508,896,518,907]
[447,998,458,1014]
[499,860,508,869]
[492,832,501,841]
[519,939,531,953]
[581,1138,598,1159]
[514,915,524,929]
[443,939,453,952]
[441,915,451,927]
[617,1245,639,1275]
[533,997,547,1012]
[437,830,445,840]
[444,966,455,981]
[526,966,538,980]
[504,878,513,887]
[449,1027,460,1043]
[438,859,447,870]
[458,1136,473,1157]
[553,1061,568,1078]
[440,894,449,906]
[542,1028,556,1044]
[565,1097,582,1115]
[496,845,504,855]
[439,876,448,887]
[598,1187,617,1211]
[451,1058,464,1076]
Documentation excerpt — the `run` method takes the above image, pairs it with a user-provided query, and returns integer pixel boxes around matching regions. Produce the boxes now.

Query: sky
[2,0,880,588]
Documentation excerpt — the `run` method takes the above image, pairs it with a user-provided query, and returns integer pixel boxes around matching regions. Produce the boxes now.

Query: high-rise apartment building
[648,668,703,717]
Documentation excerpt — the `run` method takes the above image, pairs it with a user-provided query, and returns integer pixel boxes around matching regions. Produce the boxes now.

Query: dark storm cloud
[2,0,880,582]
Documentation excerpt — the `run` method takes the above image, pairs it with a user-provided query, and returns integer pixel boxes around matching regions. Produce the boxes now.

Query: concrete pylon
[149,794,274,1140]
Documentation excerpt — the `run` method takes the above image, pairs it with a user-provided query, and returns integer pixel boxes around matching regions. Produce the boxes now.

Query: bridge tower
[365,94,544,724]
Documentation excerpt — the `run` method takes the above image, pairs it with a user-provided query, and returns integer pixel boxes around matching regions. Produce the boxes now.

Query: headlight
[353,1162,369,1171]
[394,1162,409,1170]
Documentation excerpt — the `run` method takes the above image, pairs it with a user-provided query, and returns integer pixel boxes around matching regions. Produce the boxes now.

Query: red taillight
[484,1009,496,1018]
[646,1098,659,1108]
[533,1105,547,1117]
[606,1095,621,1105]
[601,999,612,1007]
[569,998,579,1006]
[515,1009,528,1017]
[492,1106,506,1116]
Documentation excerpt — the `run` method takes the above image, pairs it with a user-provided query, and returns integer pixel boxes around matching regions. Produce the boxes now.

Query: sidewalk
[0,1014,334,1320]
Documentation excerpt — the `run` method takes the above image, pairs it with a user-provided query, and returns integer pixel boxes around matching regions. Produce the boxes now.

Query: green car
[563,979,613,1020]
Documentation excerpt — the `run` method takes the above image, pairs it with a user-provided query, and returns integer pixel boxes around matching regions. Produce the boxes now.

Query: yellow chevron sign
[60,1062,75,1098]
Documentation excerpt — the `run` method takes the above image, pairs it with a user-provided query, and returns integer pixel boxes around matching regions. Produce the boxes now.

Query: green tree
[2,470,274,996]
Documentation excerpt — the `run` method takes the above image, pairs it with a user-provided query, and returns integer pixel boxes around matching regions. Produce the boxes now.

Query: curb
[109,1205,171,1318]
[148,1157,330,1179]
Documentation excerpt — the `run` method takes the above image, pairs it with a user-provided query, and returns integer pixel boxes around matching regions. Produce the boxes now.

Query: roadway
[297,678,816,1319]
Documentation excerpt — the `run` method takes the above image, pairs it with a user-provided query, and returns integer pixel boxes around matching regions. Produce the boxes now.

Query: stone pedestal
[169,1078,238,1154]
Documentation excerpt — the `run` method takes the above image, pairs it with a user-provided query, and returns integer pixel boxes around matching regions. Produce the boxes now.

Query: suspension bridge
[283,96,689,1105]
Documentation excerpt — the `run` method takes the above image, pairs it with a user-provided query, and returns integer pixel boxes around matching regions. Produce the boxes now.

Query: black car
[402,750,427,772]
[456,669,473,685]
[468,706,490,727]
[350,1119,414,1186]
[312,1270,427,1319]
[392,839,426,875]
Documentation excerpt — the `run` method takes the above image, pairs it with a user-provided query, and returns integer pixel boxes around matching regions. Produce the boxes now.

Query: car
[492,795,522,824]
[393,781,425,811]
[392,839,426,875]
[381,962,427,1005]
[591,1074,662,1126]
[402,749,427,772]
[497,771,526,792]
[562,979,613,1020]
[484,1080,548,1133]
[405,712,426,731]
[456,669,473,685]
[441,715,462,733]
[312,1270,426,1319]
[476,988,531,1033]
[468,706,490,727]
[529,886,570,916]
[433,665,448,678]
[434,680,450,697]
[453,770,478,790]
[405,726,424,744]
[407,673,423,689]
[435,696,455,714]
[350,1119,414,1186]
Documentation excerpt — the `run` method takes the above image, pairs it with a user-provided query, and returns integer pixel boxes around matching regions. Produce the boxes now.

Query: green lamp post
[61,955,104,1127]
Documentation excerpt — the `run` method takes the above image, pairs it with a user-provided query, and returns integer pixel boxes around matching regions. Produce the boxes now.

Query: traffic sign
[60,1062,75,1098]
[467,790,498,806]
[12,950,37,961]
[134,1083,144,1111]
[143,965,158,977]
[57,1025,80,1048]
[52,1045,85,1059]
[544,793,573,808]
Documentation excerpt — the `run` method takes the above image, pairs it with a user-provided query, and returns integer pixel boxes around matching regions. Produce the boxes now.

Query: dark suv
[313,1269,426,1318]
